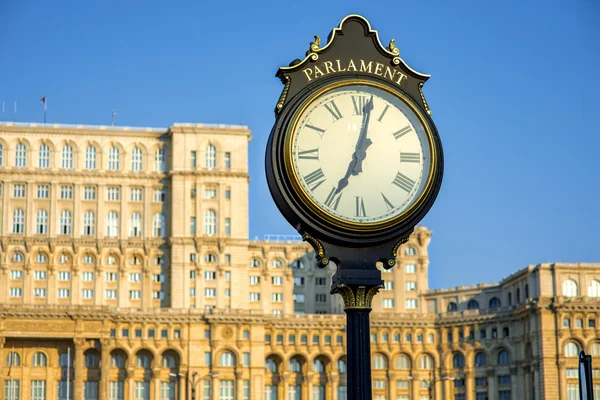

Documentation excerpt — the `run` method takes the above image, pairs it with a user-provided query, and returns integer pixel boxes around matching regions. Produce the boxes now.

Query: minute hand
[352,96,374,175]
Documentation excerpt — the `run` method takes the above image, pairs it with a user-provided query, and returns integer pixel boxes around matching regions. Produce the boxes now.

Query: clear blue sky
[1,0,598,289]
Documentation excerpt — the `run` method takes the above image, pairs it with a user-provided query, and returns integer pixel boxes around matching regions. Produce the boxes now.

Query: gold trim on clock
[283,79,439,232]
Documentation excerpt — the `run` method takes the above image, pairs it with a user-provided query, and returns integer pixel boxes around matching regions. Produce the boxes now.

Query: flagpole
[66,346,71,400]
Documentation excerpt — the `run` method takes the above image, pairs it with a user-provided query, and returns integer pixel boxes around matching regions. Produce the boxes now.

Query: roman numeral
[355,196,366,217]
[392,172,415,193]
[381,192,394,211]
[351,96,368,115]
[304,168,326,191]
[400,152,420,163]
[324,187,343,210]
[324,100,343,122]
[305,121,325,137]
[378,105,390,122]
[298,148,319,160]
[392,126,411,139]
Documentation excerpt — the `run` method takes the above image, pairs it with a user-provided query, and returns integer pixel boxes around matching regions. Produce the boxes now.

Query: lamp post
[170,371,220,400]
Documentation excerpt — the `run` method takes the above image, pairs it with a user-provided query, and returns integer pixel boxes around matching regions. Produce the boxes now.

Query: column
[511,366,519,400]
[73,338,85,400]
[282,374,289,400]
[465,369,474,400]
[523,366,531,400]
[153,368,161,400]
[127,367,136,400]
[330,373,339,400]
[558,361,566,400]
[178,373,186,400]
[487,368,496,400]
[411,376,419,400]
[443,378,452,400]
[100,340,110,400]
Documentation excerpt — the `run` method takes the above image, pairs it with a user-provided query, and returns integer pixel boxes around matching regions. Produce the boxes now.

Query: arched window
[288,359,301,372]
[206,144,217,168]
[154,148,165,172]
[107,256,117,265]
[12,252,24,263]
[562,280,578,297]
[290,260,305,269]
[153,214,165,237]
[489,297,501,309]
[59,253,71,264]
[452,353,465,368]
[271,259,283,269]
[404,246,416,256]
[265,358,277,373]
[474,352,487,367]
[131,147,143,171]
[15,143,27,167]
[108,146,120,170]
[83,211,95,236]
[564,342,579,357]
[36,253,47,263]
[372,354,387,369]
[107,211,119,237]
[313,359,325,373]
[467,299,479,310]
[130,212,142,237]
[249,259,261,268]
[85,352,100,368]
[162,354,176,369]
[498,350,510,365]
[58,352,71,367]
[39,144,50,168]
[589,343,600,357]
[13,208,24,233]
[418,354,434,370]
[337,358,347,373]
[85,146,97,169]
[59,210,72,235]
[62,145,73,169]
[36,209,48,234]
[219,352,235,367]
[136,353,151,368]
[205,253,217,263]
[32,352,47,367]
[6,352,20,366]
[204,210,216,235]
[395,354,411,369]
[111,353,125,368]
[83,255,95,265]
[447,302,458,312]
[588,280,600,298]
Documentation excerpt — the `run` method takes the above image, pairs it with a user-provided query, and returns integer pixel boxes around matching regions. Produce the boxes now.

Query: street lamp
[169,372,220,400]
[412,374,455,400]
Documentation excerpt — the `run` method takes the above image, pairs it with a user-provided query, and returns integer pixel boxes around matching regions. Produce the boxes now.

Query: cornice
[0,167,167,181]
[168,169,249,180]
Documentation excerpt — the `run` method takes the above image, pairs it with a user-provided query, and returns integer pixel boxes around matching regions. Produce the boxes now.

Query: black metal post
[579,351,594,399]
[332,283,383,400]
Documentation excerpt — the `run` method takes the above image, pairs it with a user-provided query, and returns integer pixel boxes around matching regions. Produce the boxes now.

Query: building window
[382,299,394,308]
[30,380,46,400]
[153,189,166,202]
[154,147,165,172]
[404,263,416,273]
[108,146,120,170]
[447,302,458,312]
[59,210,72,235]
[225,218,231,236]
[406,299,417,309]
[405,281,417,291]
[588,280,600,298]
[39,144,50,168]
[15,143,27,167]
[131,147,143,171]
[130,188,143,201]
[84,186,96,200]
[565,342,580,357]
[404,246,416,256]
[272,293,283,302]
[60,185,73,199]
[37,184,49,198]
[249,293,260,301]
[85,146,97,169]
[190,216,196,235]
[372,354,387,369]
[12,209,24,234]
[135,382,149,400]
[272,276,283,285]
[13,184,25,198]
[61,145,73,169]
[566,384,579,400]
[272,259,283,268]
[316,294,327,303]
[562,279,579,297]
[107,212,119,237]
[467,299,479,309]
[152,214,165,237]
[204,189,217,199]
[82,289,94,299]
[204,210,216,235]
[224,152,231,169]
[190,151,197,168]
[9,288,23,297]
[489,297,501,309]
[205,288,216,297]
[206,145,216,168]
[36,210,48,234]
[204,271,217,280]
[130,212,142,237]
[107,187,120,201]
[83,211,95,235]
[225,189,231,199]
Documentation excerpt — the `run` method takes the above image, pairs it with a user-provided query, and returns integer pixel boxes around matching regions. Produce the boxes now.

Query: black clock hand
[352,96,374,175]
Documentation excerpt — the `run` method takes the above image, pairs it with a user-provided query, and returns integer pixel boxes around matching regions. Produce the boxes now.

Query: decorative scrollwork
[419,82,432,115]
[302,233,328,267]
[387,39,400,56]
[392,236,410,258]
[331,284,383,310]
[310,35,321,52]
[275,75,291,113]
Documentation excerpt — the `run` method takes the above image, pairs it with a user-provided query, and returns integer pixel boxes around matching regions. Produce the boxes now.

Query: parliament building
[0,121,598,400]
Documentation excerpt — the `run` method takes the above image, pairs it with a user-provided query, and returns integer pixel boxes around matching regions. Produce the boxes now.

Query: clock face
[288,83,433,226]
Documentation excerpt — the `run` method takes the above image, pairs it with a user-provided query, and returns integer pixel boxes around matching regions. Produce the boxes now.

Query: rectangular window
[272,293,283,302]
[82,271,95,281]
[203,380,211,400]
[82,289,94,299]
[84,381,99,400]
[58,289,70,298]
[129,290,141,299]
[249,292,261,301]
[397,380,410,389]
[373,380,386,389]
[129,273,142,282]
[160,382,175,400]
[107,187,120,201]
[225,218,231,236]
[135,382,149,400]
[130,188,143,202]
[406,299,417,309]
[204,271,216,280]
[294,277,305,286]
[311,386,325,400]
[105,289,118,299]
[224,152,231,169]
[475,377,488,387]
[153,189,166,202]
[57,380,70,400]
[225,189,231,200]
[316,277,327,285]
[405,263,417,273]
[566,368,578,378]
[480,329,487,339]
[576,319,583,328]
[497,375,511,386]
[293,293,305,303]
[204,352,212,366]
[84,186,96,200]
[37,185,49,198]
[190,271,197,279]
[10,270,23,279]
[316,294,327,303]
[190,216,196,234]
[204,189,217,199]
[264,386,277,400]
[13,184,25,198]
[382,299,395,308]
[589,319,596,328]
[191,151,197,168]
[9,288,22,297]
[33,288,47,297]
[106,272,118,282]
[498,391,511,400]
[31,380,46,400]
[60,185,73,199]
[405,281,417,291]
[190,288,196,297]
[338,387,347,400]
[384,281,394,290]
[34,270,47,280]
[109,381,124,400]
[205,288,216,297]
[272,276,283,285]
[243,352,250,366]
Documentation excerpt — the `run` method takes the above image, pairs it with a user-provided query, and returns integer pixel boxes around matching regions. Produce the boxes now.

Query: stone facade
[0,122,599,400]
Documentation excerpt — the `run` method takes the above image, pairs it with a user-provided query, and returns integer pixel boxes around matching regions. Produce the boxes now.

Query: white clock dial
[290,84,432,224]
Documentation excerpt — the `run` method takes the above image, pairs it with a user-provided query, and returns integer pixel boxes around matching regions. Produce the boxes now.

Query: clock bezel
[284,79,437,231]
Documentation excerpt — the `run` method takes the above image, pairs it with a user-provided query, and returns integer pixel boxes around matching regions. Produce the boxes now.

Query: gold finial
[387,39,400,55]
[310,35,321,52]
